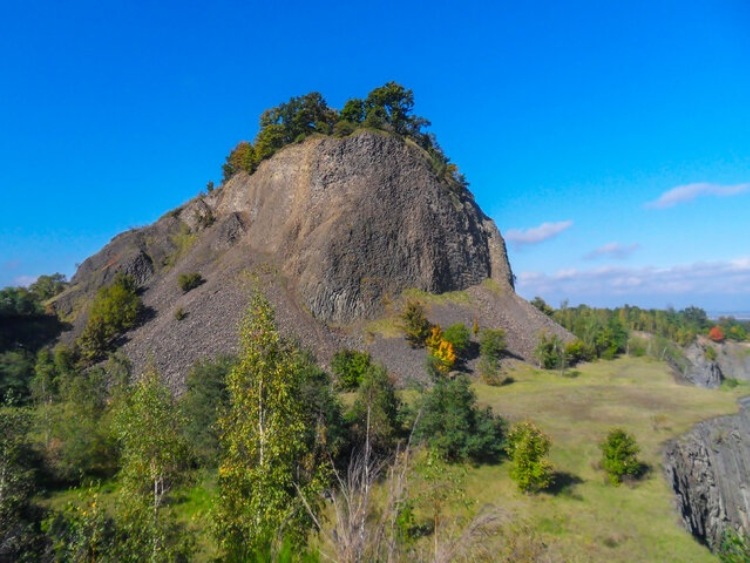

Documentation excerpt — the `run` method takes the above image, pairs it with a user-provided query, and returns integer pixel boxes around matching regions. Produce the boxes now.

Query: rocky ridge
[53,130,568,389]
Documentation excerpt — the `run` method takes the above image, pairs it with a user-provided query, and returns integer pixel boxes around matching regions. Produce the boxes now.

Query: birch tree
[214,292,326,560]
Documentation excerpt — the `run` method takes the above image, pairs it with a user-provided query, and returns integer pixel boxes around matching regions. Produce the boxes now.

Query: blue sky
[1,1,749,313]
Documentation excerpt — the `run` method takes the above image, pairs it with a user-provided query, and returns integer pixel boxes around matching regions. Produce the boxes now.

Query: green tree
[416,375,504,463]
[47,365,117,481]
[114,365,193,560]
[222,141,256,182]
[400,299,431,348]
[0,351,34,404]
[78,273,143,363]
[506,421,554,493]
[29,273,67,302]
[364,82,429,137]
[347,363,401,455]
[478,328,506,378]
[214,293,327,559]
[0,405,44,560]
[339,98,365,124]
[180,355,235,467]
[600,428,641,485]
[330,348,371,390]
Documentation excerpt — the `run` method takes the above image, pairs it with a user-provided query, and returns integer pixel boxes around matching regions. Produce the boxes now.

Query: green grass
[402,287,472,306]
[461,355,746,561]
[364,287,474,340]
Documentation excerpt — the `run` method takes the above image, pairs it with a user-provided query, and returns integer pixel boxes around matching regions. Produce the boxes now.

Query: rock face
[680,340,724,389]
[673,338,750,389]
[53,130,567,388]
[213,132,514,323]
[664,397,750,550]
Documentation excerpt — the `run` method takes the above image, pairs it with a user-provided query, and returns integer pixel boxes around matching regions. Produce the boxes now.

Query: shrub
[174,307,187,321]
[442,323,471,358]
[506,421,554,493]
[178,272,204,293]
[534,332,565,369]
[600,428,641,485]
[564,339,595,364]
[478,328,506,378]
[400,300,431,348]
[719,528,750,562]
[704,345,718,361]
[530,296,554,316]
[330,349,371,390]
[424,325,456,375]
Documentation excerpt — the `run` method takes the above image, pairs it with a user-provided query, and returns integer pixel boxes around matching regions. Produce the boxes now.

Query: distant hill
[52,130,568,389]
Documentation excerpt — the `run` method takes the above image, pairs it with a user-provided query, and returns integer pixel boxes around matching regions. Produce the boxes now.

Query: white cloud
[516,257,750,307]
[584,242,640,260]
[645,182,750,209]
[505,220,573,246]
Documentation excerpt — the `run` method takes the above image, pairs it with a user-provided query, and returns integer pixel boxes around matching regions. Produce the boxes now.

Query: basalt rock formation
[664,396,750,550]
[53,130,567,388]
[674,338,750,389]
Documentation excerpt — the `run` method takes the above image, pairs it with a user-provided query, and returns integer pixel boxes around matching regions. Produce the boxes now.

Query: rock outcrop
[672,338,750,389]
[664,396,750,550]
[52,130,568,388]
[679,340,724,388]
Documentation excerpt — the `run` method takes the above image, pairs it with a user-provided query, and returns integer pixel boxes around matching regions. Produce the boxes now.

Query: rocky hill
[53,130,568,389]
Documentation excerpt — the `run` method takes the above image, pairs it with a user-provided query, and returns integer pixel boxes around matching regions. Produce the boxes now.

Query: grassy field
[465,356,747,562]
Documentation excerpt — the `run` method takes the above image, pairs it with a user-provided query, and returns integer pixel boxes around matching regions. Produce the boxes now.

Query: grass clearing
[464,355,745,561]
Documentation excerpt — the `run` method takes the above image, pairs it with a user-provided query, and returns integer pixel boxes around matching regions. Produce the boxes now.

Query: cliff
[663,396,750,550]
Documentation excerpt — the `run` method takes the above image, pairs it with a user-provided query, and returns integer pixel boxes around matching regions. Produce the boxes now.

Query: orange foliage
[708,325,725,343]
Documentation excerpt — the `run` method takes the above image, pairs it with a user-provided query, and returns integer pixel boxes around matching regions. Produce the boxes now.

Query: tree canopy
[220,82,463,187]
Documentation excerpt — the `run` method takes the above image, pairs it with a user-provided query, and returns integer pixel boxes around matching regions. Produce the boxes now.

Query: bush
[400,300,431,348]
[600,428,641,485]
[506,421,554,493]
[331,349,371,390]
[442,323,471,358]
[704,345,718,361]
[178,272,204,293]
[174,307,187,321]
[534,332,565,369]
[564,339,595,364]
